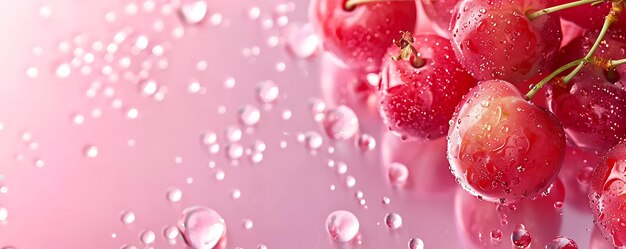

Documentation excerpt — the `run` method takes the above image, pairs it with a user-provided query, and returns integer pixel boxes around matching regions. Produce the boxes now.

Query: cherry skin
[548,31,626,154]
[380,131,455,195]
[548,0,626,32]
[448,80,566,203]
[379,34,476,141]
[309,0,417,73]
[450,0,562,84]
[421,0,460,36]
[589,141,626,248]
[455,179,564,249]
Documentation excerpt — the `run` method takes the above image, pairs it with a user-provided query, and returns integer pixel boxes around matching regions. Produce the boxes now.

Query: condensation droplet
[179,206,226,249]
[384,213,402,229]
[140,230,156,245]
[326,210,359,242]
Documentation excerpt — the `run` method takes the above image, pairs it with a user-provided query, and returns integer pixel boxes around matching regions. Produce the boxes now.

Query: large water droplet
[179,0,207,24]
[326,210,359,242]
[323,105,359,140]
[179,206,226,249]
[511,224,532,248]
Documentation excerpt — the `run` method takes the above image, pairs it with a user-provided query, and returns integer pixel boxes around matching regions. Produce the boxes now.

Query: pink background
[0,0,600,248]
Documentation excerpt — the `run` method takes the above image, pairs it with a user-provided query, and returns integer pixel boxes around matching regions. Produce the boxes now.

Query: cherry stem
[611,58,626,67]
[525,58,587,100]
[562,1,623,83]
[391,31,425,68]
[345,0,414,10]
[527,0,605,21]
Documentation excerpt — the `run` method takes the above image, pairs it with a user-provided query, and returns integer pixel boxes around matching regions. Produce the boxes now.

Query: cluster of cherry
[310,0,626,247]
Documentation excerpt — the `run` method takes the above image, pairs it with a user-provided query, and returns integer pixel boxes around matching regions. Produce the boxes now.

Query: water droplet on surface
[121,211,136,225]
[491,229,503,242]
[408,238,424,249]
[163,225,180,240]
[304,131,323,150]
[238,105,261,126]
[248,7,261,20]
[179,206,226,249]
[388,163,409,186]
[323,105,359,140]
[326,210,359,242]
[356,134,376,152]
[224,77,236,89]
[511,224,532,248]
[140,230,156,245]
[243,219,254,230]
[545,236,578,249]
[225,126,242,142]
[286,23,319,58]
[232,189,241,199]
[226,143,244,160]
[256,81,280,104]
[0,207,8,221]
[201,132,217,145]
[384,213,402,229]
[141,80,158,96]
[345,175,356,188]
[55,63,71,78]
[179,0,208,24]
[83,145,99,158]
[167,188,183,203]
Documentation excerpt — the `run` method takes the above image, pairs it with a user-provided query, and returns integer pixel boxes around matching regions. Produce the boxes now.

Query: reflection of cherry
[309,0,417,73]
[455,179,564,249]
[380,132,455,195]
[589,141,626,248]
[448,80,566,203]
[558,145,599,211]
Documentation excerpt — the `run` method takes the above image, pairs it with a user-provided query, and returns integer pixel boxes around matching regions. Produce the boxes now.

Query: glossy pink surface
[0,0,604,248]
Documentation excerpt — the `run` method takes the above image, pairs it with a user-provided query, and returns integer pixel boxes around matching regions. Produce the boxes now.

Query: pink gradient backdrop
[0,0,598,248]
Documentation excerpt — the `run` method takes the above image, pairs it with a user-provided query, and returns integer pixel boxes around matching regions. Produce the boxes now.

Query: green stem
[527,0,605,21]
[562,14,614,83]
[525,58,587,100]
[345,0,414,10]
[610,58,626,67]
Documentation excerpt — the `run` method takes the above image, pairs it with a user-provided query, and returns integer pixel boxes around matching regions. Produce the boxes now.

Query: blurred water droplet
[282,110,292,120]
[179,0,208,24]
[126,108,139,120]
[326,210,359,242]
[238,105,261,126]
[39,5,52,19]
[248,7,261,20]
[201,131,217,145]
[243,219,254,230]
[323,105,359,140]
[408,238,424,249]
[215,170,225,181]
[304,131,323,150]
[167,188,183,203]
[141,80,158,96]
[257,81,280,104]
[388,163,409,186]
[356,134,376,152]
[121,211,136,225]
[226,143,244,160]
[385,213,402,229]
[232,189,241,199]
[257,244,268,249]
[345,175,356,188]
[179,206,226,249]
[83,145,99,158]
[55,63,71,78]
[26,67,39,78]
[225,126,242,142]
[286,23,319,58]
[163,225,180,240]
[140,230,156,245]
[0,207,8,221]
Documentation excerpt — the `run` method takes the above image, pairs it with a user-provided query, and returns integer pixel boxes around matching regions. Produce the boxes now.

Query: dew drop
[179,0,208,24]
[323,105,359,140]
[384,213,402,229]
[408,238,424,249]
[326,210,359,242]
[178,206,226,249]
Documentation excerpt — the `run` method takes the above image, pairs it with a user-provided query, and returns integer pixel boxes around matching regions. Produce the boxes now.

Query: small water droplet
[384,213,402,229]
[323,105,359,140]
[243,219,254,230]
[304,131,323,150]
[257,80,280,104]
[388,163,409,186]
[356,134,376,152]
[121,211,136,225]
[408,238,424,249]
[83,145,99,158]
[345,175,356,188]
[179,206,226,249]
[232,189,241,199]
[167,187,183,203]
[163,225,180,240]
[238,105,261,126]
[179,0,208,24]
[225,126,242,142]
[326,210,359,242]
[286,23,319,58]
[140,230,156,245]
[55,63,71,78]
[0,207,8,221]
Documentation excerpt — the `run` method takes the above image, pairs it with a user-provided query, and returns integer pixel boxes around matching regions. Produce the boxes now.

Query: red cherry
[558,145,599,211]
[548,31,626,154]
[455,179,564,249]
[450,0,562,83]
[421,0,460,36]
[309,0,417,73]
[380,132,455,195]
[448,80,566,203]
[545,236,578,249]
[589,140,626,248]
[548,0,626,32]
[379,34,476,141]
